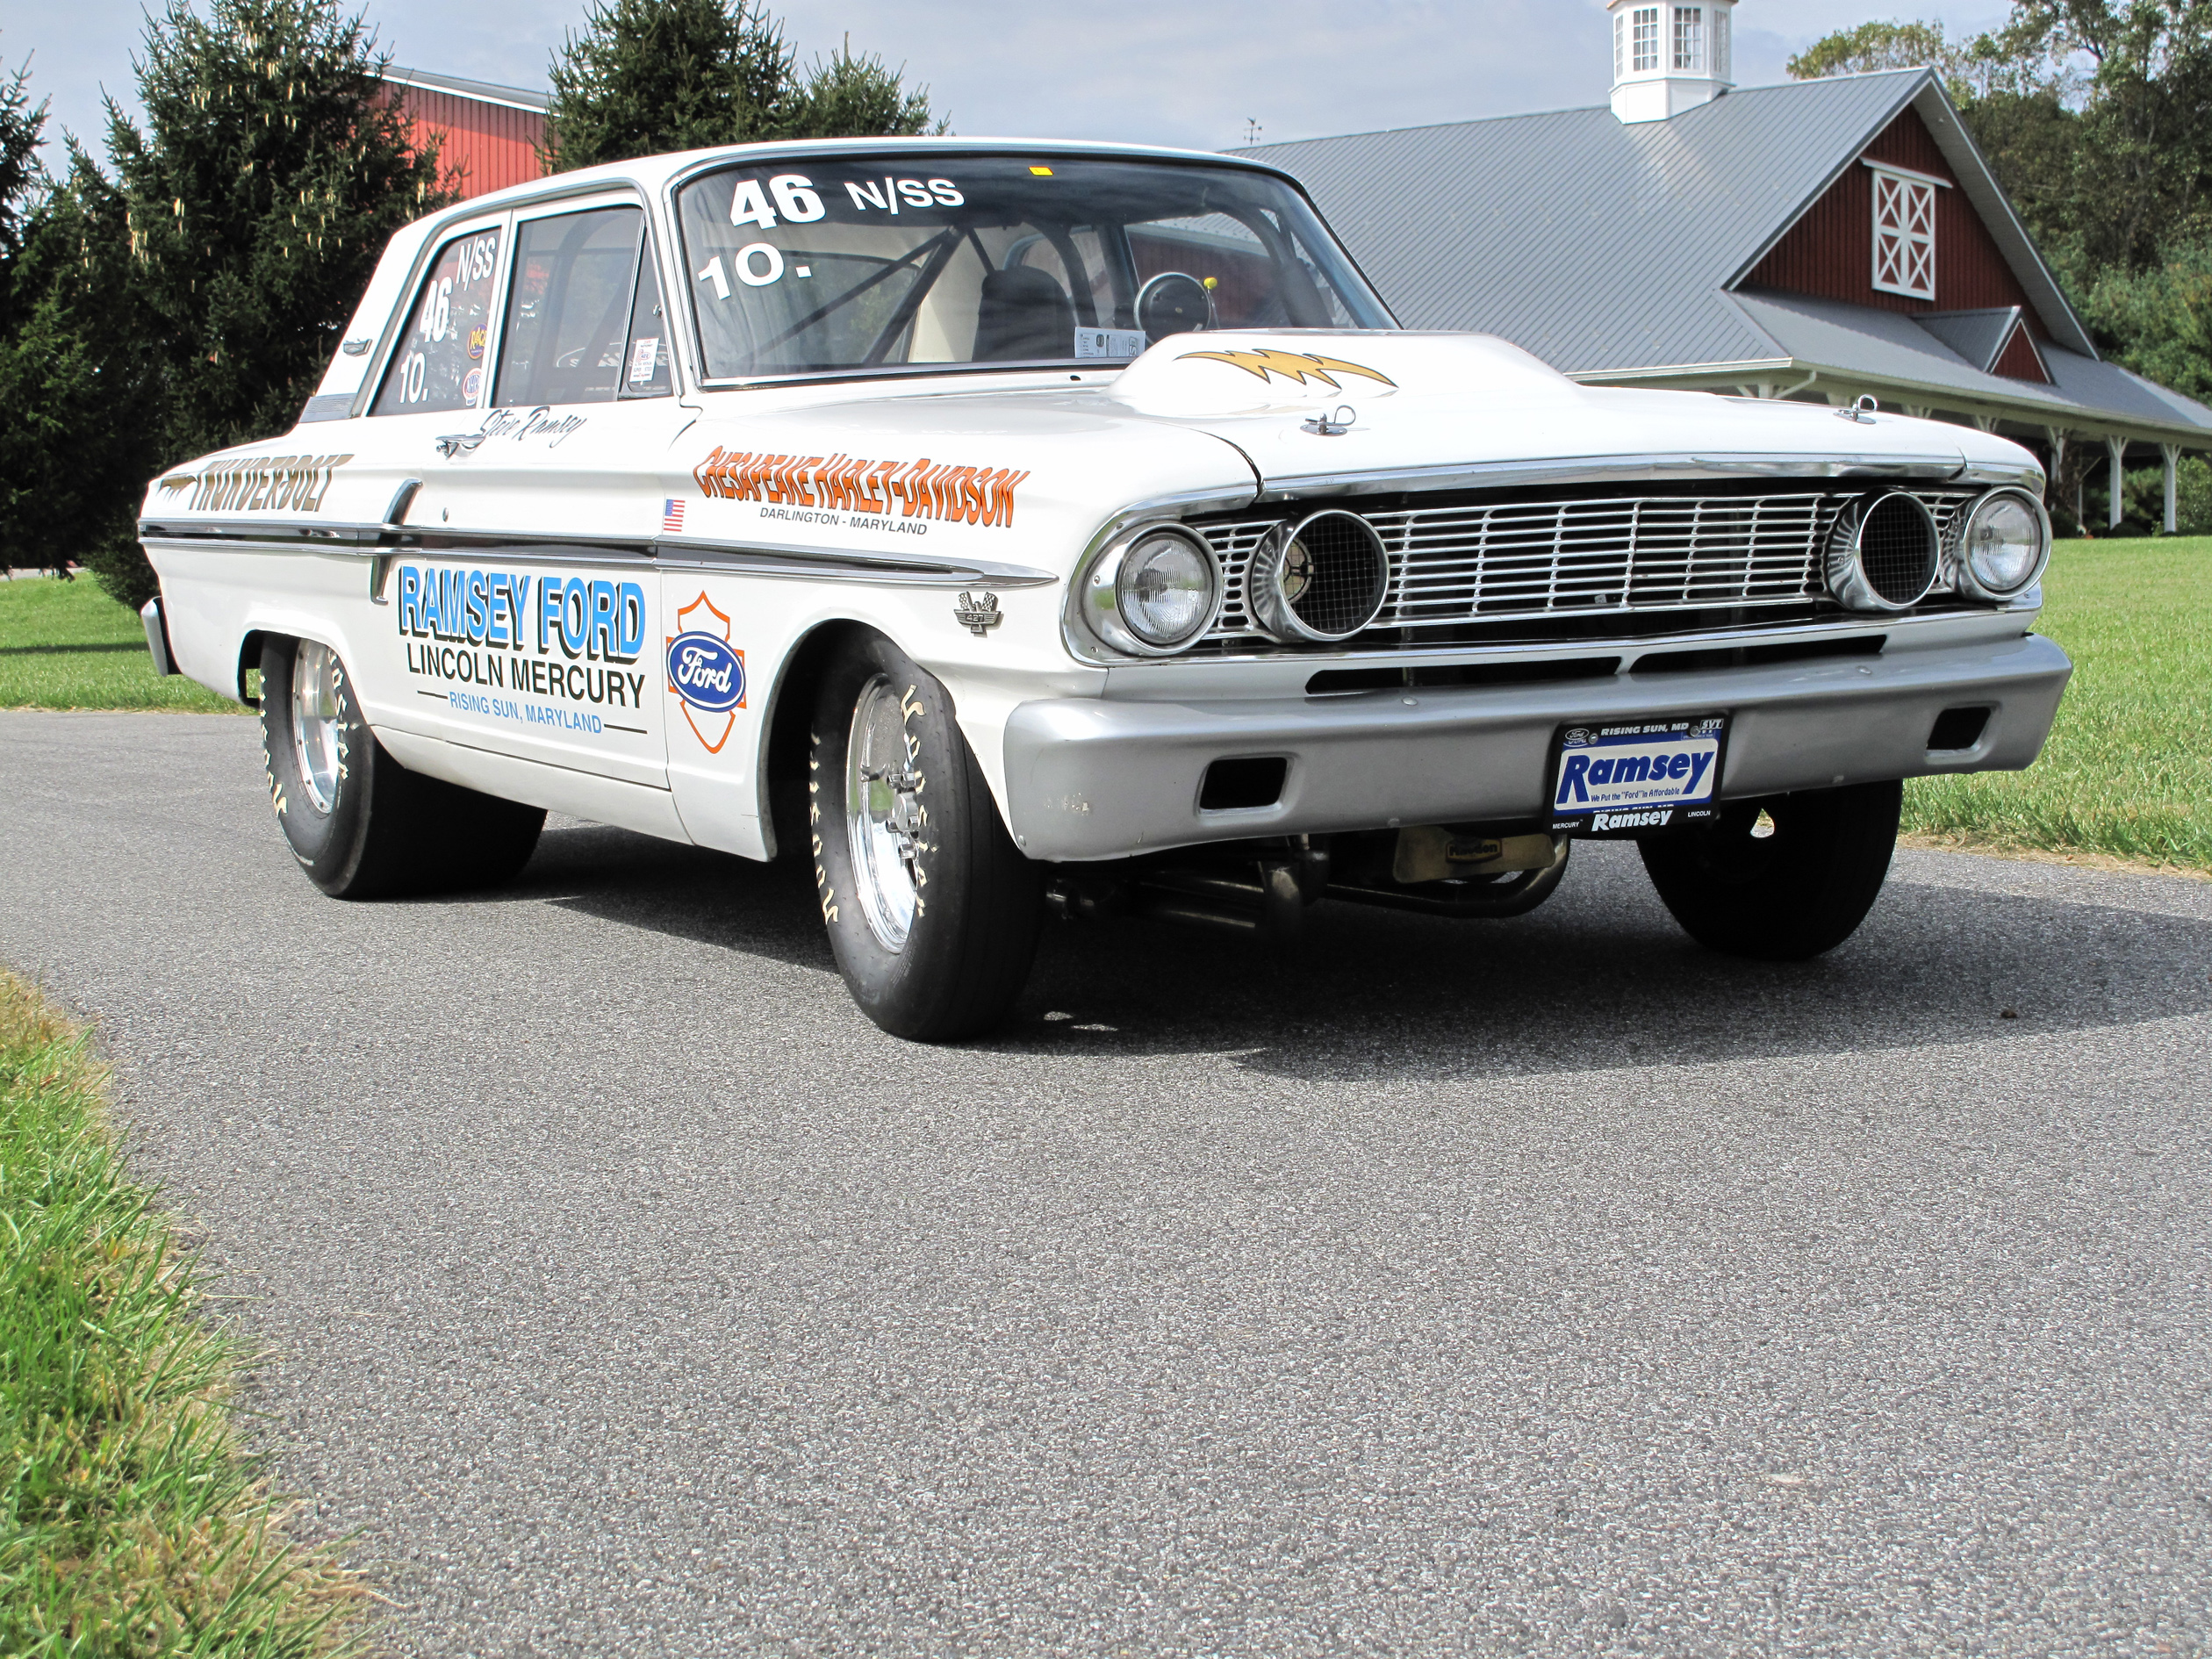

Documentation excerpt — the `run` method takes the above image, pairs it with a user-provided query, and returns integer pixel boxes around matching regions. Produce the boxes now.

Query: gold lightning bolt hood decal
[1176,348,1397,389]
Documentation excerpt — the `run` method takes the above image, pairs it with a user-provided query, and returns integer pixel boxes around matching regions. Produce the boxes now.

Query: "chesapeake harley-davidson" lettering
[692,449,1030,528]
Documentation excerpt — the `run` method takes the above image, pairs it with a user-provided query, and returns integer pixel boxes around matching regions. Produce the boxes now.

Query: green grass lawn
[1904,536,2212,873]
[0,970,363,1654]
[4,543,2206,871]
[0,577,241,713]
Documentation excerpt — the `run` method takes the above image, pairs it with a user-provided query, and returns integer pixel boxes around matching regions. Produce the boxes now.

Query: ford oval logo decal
[665,631,745,713]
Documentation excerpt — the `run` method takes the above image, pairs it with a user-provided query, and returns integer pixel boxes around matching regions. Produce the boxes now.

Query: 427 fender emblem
[953,591,1002,636]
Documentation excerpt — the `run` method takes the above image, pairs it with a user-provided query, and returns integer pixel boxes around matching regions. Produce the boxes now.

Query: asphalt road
[4,710,2208,1658]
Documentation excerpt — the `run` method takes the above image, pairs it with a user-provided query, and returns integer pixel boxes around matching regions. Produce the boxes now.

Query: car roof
[414,136,1305,228]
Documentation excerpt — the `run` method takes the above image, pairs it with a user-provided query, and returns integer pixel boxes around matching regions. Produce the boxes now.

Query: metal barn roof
[1243,69,2212,448]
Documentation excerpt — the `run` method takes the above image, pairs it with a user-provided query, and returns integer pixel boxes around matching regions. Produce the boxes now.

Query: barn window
[1673,7,1705,73]
[1630,8,1660,73]
[1871,166,1937,300]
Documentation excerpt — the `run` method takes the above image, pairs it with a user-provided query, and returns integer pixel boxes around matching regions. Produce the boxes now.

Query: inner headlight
[1957,487,2050,600]
[1080,524,1219,657]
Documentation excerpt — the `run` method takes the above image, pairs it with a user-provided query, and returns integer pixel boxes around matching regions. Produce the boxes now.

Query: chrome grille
[1200,490,1973,647]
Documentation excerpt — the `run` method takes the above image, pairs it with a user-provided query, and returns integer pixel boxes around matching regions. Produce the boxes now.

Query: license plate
[1548,714,1729,834]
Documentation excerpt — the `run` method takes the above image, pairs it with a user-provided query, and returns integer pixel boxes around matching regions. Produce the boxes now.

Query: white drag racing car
[139,139,2070,1038]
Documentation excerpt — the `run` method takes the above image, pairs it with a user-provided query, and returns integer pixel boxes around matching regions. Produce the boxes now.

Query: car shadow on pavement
[510,821,838,973]
[520,823,2212,1081]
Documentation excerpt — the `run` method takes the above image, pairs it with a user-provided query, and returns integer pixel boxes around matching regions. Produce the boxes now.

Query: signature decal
[1178,348,1396,390]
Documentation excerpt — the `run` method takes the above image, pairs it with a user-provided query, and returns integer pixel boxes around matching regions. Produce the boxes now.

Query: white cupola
[1608,0,1736,124]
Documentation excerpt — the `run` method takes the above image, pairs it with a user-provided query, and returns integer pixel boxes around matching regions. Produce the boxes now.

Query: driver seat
[973,267,1075,362]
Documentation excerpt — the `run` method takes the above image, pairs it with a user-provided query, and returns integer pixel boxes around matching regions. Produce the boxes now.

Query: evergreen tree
[0,47,46,301]
[0,48,145,583]
[0,143,163,586]
[113,0,450,460]
[787,40,941,142]
[67,0,450,604]
[543,0,940,173]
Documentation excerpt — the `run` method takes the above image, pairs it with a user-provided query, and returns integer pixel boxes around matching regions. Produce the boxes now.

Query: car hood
[1100,329,2029,492]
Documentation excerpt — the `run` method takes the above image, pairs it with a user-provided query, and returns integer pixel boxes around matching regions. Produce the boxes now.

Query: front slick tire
[260,636,544,899]
[810,632,1041,1041]
[1638,779,1903,961]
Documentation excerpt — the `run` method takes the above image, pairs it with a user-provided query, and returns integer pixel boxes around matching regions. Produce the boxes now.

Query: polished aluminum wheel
[845,673,924,951]
[291,641,345,814]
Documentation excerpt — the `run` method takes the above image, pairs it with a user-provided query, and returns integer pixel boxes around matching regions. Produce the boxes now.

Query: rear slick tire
[808,632,1041,1041]
[260,636,544,898]
[1637,779,1902,960]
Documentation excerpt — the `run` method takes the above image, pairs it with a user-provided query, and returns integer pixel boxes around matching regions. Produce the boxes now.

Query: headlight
[1249,510,1391,643]
[1957,487,2050,600]
[1080,524,1219,656]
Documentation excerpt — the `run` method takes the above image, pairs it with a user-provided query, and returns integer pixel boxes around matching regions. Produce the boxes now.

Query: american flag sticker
[661,498,685,534]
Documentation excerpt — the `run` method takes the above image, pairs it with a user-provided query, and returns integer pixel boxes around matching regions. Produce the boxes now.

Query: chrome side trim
[653,535,1058,588]
[140,516,391,546]
[139,520,1059,588]
[1251,452,2034,503]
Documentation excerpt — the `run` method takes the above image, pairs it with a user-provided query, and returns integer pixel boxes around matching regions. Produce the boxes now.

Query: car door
[393,193,682,794]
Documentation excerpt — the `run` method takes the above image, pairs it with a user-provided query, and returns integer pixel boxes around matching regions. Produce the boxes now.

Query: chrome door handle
[435,432,486,457]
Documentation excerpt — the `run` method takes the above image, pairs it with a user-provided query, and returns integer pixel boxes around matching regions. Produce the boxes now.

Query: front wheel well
[764,621,873,865]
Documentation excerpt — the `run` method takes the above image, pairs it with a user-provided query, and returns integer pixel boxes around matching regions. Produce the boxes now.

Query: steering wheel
[1136,271,1216,340]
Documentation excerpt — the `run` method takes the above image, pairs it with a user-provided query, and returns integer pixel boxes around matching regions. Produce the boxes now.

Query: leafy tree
[1986,1,2212,270]
[2079,235,2212,400]
[1785,20,1960,81]
[542,0,940,173]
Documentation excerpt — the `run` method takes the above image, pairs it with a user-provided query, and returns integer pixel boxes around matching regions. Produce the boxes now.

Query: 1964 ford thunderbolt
[139,138,2070,1039]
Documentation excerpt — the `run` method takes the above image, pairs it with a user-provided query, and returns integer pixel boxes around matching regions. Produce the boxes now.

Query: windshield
[673,155,1394,380]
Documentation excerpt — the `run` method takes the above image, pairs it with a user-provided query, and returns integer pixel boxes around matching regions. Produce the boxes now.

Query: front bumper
[1001,629,2072,862]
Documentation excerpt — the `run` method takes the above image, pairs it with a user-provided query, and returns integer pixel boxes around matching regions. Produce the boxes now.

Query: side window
[373,226,502,416]
[495,206,646,407]
[619,245,673,399]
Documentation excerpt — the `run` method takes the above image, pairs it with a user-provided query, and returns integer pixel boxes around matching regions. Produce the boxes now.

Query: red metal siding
[1992,320,2052,384]
[1742,106,2046,338]
[384,85,547,201]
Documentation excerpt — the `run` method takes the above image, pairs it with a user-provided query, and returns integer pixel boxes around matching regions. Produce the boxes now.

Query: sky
[10,0,2015,168]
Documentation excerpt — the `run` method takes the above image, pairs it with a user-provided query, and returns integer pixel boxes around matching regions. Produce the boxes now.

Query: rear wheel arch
[236,629,267,706]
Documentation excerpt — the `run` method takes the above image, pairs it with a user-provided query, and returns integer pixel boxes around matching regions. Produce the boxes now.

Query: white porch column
[2043,427,2068,514]
[2108,435,2129,528]
[2163,442,2182,534]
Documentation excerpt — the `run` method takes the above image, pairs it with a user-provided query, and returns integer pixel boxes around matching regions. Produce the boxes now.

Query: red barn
[380,67,549,202]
